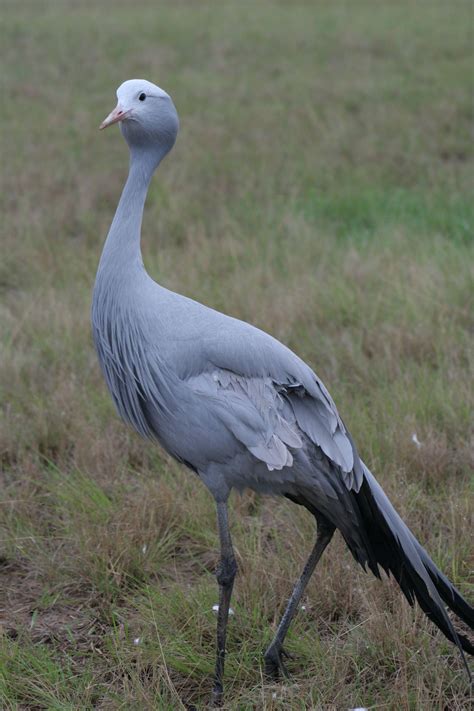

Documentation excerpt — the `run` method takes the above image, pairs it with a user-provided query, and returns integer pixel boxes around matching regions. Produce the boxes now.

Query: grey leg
[211,501,237,707]
[264,517,335,679]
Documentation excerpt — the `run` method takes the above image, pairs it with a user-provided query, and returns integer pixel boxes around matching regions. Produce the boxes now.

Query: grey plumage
[92,80,473,702]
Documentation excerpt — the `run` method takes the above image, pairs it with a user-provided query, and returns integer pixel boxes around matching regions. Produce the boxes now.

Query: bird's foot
[264,645,292,680]
[210,683,223,707]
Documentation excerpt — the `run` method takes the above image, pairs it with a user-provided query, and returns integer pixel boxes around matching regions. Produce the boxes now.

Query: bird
[92,79,473,705]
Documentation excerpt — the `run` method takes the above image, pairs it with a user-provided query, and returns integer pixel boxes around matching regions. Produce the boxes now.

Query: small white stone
[212,604,234,616]
[133,637,141,645]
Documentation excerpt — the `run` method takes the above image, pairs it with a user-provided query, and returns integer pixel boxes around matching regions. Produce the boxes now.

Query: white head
[100,79,179,159]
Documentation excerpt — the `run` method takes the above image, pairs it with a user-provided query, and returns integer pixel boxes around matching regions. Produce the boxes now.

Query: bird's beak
[99,103,130,130]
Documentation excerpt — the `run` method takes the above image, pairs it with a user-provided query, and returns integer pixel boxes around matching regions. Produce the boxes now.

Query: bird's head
[100,79,179,157]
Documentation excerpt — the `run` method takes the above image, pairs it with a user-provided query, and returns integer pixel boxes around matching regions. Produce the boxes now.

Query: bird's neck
[97,147,164,277]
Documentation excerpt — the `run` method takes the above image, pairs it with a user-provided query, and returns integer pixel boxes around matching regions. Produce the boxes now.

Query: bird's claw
[210,684,223,707]
[264,645,292,680]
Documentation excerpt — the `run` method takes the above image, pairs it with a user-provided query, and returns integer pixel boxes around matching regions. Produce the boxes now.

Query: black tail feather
[354,463,473,676]
[417,543,474,631]
[294,453,473,676]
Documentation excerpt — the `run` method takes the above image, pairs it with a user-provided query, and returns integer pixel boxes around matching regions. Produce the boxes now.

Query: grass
[0,0,473,708]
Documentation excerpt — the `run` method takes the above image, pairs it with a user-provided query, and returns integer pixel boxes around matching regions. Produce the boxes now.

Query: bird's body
[92,80,473,703]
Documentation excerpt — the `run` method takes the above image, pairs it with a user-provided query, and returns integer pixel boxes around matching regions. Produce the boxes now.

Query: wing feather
[190,325,363,488]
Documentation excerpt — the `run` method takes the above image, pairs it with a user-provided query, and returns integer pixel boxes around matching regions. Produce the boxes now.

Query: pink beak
[99,103,130,130]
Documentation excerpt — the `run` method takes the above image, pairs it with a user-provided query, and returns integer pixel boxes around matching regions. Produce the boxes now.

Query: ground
[0,1,473,709]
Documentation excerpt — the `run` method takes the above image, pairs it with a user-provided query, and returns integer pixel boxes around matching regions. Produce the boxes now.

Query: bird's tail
[347,462,473,677]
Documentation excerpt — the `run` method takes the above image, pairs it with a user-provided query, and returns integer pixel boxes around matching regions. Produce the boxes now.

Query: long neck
[97,147,163,276]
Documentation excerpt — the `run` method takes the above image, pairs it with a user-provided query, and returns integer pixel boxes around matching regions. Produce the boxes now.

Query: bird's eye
[139,92,146,102]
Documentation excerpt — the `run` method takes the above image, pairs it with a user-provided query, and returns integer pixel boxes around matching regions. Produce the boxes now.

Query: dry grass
[1,0,473,708]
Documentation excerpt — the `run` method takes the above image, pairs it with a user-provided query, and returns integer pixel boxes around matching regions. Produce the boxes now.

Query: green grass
[0,0,473,708]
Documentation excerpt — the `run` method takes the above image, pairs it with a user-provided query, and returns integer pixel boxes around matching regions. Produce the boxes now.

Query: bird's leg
[211,500,237,707]
[264,517,335,680]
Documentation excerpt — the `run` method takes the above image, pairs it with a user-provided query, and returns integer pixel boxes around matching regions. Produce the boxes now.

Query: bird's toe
[210,683,224,707]
[264,645,292,680]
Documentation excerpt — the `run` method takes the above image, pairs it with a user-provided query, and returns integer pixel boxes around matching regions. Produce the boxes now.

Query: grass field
[1,1,473,708]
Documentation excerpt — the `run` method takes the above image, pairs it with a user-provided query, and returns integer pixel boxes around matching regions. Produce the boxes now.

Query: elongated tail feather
[358,463,473,677]
[417,544,474,630]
